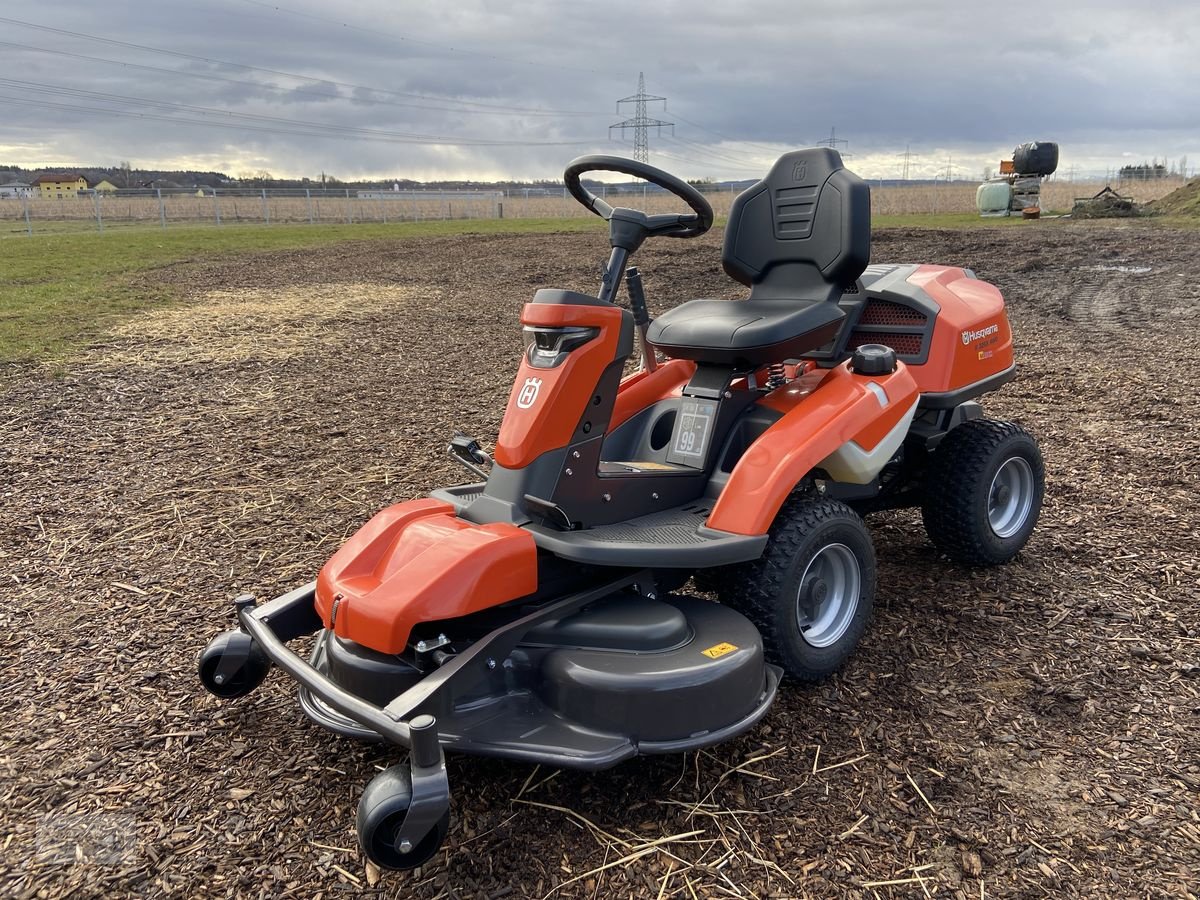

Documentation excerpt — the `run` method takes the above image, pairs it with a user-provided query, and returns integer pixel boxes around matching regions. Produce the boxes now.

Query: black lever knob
[625,267,650,328]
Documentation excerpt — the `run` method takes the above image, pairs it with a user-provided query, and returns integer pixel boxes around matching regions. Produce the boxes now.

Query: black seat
[648,148,870,369]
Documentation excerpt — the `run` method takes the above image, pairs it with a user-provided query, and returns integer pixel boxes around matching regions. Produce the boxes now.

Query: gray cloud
[1,0,1196,180]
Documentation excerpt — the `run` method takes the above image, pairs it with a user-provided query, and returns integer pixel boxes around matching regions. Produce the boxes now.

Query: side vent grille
[857,299,927,327]
[847,298,929,360]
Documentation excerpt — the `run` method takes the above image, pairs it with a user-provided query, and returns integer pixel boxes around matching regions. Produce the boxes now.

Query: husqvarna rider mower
[200,149,1043,869]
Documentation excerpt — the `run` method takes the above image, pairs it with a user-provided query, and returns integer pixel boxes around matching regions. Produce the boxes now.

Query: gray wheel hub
[988,456,1035,539]
[796,543,861,648]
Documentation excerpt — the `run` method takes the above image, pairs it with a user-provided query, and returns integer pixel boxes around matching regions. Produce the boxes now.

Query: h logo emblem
[791,160,808,182]
[516,377,542,409]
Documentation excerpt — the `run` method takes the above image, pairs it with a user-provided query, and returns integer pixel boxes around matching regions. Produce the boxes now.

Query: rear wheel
[719,497,875,681]
[922,418,1044,566]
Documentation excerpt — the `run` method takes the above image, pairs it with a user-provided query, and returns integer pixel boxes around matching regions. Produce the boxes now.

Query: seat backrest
[722,148,870,303]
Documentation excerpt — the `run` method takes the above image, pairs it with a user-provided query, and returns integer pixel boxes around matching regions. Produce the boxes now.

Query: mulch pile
[2,222,1198,898]
[1146,178,1200,217]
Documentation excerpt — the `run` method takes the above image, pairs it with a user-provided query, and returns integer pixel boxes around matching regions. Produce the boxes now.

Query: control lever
[448,432,491,480]
[624,267,658,373]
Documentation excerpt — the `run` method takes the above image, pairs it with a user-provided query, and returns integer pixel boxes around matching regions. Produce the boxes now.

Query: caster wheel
[719,497,875,681]
[198,631,270,699]
[922,419,1044,566]
[357,764,449,871]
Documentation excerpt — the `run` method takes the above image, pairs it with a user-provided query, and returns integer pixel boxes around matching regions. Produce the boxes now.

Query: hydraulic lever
[625,267,658,373]
[447,432,491,480]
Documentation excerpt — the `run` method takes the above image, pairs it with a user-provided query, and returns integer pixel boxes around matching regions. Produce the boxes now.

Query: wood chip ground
[2,223,1198,898]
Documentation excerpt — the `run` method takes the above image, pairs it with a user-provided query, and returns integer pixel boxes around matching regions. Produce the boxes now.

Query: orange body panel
[494,303,627,469]
[609,359,695,431]
[905,266,1013,394]
[707,362,919,536]
[314,498,537,654]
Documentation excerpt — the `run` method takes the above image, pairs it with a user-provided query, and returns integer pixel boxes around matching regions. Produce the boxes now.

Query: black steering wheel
[563,155,714,243]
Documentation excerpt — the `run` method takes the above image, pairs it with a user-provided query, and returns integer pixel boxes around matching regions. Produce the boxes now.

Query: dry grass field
[2,219,1199,898]
[1,177,1188,233]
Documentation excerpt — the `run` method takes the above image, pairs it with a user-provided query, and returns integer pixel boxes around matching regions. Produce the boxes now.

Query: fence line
[0,178,1188,237]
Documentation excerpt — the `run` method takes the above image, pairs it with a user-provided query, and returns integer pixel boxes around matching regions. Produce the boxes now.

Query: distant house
[32,173,89,199]
[0,181,33,199]
[93,179,120,193]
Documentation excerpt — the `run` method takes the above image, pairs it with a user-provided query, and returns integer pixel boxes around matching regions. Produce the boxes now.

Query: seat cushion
[647,298,845,368]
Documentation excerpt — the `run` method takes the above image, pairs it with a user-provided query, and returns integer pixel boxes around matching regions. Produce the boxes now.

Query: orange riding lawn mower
[200,149,1044,869]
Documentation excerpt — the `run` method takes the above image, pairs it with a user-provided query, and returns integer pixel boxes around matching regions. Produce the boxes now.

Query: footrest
[430,482,486,513]
[528,503,767,567]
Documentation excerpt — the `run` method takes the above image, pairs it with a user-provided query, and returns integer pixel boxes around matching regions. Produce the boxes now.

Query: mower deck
[236,575,779,771]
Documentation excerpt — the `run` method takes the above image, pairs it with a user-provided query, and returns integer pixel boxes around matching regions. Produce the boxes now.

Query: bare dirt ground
[2,221,1198,899]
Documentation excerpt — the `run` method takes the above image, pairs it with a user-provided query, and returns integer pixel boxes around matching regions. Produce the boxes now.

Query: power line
[235,0,611,77]
[609,73,672,164]
[0,15,599,116]
[0,77,592,144]
[0,93,597,150]
[0,39,603,119]
[0,83,597,148]
[659,135,771,171]
[668,112,795,156]
[654,151,766,177]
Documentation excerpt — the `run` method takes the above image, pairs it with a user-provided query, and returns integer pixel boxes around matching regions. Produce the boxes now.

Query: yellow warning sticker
[701,642,738,659]
[623,461,679,471]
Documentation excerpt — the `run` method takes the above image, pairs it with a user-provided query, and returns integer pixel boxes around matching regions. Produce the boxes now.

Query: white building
[0,181,33,199]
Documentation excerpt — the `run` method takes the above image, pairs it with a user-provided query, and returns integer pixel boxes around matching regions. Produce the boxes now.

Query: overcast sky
[1,0,1196,182]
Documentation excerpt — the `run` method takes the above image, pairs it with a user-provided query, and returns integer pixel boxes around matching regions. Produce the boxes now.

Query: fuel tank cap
[851,343,897,375]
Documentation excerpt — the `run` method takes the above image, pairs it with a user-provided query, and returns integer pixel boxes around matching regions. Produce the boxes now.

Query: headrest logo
[516,377,542,409]
[791,160,808,182]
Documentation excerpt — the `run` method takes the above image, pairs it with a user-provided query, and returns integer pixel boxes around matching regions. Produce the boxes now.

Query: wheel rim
[796,543,861,648]
[988,456,1035,538]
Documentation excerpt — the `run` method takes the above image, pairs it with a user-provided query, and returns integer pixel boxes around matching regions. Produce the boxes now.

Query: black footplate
[527,502,766,567]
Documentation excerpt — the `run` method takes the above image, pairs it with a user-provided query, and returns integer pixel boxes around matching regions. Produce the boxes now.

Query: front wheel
[198,631,270,699]
[357,765,449,871]
[922,418,1044,566]
[719,498,876,681]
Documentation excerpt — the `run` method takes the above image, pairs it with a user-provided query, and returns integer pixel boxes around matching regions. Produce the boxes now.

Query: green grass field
[3,212,1188,368]
[0,218,605,365]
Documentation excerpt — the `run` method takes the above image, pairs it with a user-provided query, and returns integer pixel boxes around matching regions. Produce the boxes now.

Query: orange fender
[314,499,537,654]
[706,362,919,536]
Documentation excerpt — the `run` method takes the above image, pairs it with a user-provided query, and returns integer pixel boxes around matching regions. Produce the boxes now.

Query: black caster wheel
[357,764,450,871]
[198,630,270,699]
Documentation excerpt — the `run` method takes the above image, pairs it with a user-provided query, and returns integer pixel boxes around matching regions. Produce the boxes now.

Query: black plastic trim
[918,364,1017,409]
[532,288,614,308]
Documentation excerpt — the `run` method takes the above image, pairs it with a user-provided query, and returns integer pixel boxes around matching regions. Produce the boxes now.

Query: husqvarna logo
[962,324,999,345]
[792,160,808,182]
[516,377,542,409]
